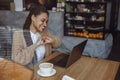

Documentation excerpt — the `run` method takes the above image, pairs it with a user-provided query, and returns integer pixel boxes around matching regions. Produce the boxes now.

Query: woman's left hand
[42,36,53,44]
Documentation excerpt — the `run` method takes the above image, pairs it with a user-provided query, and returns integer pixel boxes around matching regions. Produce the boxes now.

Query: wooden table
[0,52,119,80]
[0,58,33,80]
[33,52,120,80]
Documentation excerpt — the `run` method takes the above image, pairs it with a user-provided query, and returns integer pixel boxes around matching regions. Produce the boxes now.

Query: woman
[12,5,61,67]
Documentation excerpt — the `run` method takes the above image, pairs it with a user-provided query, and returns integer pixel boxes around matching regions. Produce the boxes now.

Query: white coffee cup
[39,62,53,75]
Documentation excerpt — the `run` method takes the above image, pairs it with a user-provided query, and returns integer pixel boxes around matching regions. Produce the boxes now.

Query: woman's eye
[41,20,44,22]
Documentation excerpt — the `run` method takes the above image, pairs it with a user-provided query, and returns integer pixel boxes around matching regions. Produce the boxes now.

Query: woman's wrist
[36,40,43,46]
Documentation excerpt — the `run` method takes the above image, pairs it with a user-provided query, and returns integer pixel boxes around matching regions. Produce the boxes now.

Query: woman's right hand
[36,37,44,46]
[36,36,53,46]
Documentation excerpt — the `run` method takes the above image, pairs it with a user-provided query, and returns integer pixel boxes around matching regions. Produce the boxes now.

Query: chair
[0,27,12,59]
[0,58,33,80]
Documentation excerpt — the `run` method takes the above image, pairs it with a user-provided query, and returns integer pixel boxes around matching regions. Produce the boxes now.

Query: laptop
[48,40,87,68]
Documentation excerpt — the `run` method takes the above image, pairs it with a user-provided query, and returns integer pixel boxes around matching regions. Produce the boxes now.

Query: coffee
[39,62,53,75]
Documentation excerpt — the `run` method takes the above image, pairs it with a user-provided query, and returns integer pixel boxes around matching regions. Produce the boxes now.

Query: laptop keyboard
[48,53,69,67]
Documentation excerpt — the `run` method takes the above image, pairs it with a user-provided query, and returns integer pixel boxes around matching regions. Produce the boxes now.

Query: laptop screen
[66,40,87,67]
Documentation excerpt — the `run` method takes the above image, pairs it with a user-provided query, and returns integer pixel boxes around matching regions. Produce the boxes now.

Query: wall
[118,6,120,30]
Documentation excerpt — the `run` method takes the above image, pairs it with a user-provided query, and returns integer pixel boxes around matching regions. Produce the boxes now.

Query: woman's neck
[30,24,37,34]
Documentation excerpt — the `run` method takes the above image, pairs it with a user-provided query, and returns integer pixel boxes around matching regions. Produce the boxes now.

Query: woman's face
[32,12,48,32]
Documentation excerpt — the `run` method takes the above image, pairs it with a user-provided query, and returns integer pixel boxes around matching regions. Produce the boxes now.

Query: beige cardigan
[12,29,61,65]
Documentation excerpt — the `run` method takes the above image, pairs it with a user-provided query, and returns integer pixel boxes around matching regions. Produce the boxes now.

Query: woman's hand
[42,36,53,44]
[36,36,53,46]
[36,37,44,46]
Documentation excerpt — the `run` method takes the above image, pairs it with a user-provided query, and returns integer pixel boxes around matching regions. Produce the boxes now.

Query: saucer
[37,69,56,77]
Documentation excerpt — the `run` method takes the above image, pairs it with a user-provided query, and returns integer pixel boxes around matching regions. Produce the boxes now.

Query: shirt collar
[30,31,40,38]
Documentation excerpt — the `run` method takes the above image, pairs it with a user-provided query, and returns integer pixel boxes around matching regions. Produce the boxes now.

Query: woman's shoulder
[13,29,25,36]
[12,29,24,39]
[14,29,30,33]
[13,29,23,33]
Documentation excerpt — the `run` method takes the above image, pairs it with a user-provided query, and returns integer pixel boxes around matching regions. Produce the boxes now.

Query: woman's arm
[12,30,38,65]
[42,30,61,48]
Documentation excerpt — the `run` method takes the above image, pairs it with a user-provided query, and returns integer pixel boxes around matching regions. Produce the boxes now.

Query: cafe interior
[0,0,120,80]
